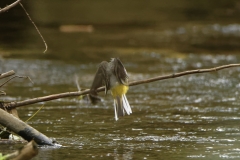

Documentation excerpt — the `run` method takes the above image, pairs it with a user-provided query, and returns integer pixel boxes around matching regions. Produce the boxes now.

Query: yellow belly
[111,85,129,98]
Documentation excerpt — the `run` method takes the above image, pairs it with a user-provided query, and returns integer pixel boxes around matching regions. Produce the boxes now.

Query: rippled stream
[1,53,240,159]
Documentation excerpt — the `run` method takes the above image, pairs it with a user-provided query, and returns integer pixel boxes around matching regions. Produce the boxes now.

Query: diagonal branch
[0,109,55,145]
[129,63,240,86]
[0,70,15,80]
[0,0,21,14]
[4,63,240,109]
[0,1,48,53]
[3,63,240,109]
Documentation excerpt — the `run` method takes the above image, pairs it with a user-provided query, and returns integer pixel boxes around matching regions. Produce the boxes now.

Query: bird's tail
[114,94,132,121]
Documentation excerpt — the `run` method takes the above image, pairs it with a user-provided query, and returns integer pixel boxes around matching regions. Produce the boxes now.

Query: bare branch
[5,90,91,109]
[0,70,15,79]
[19,3,48,53]
[0,0,21,14]
[129,63,240,86]
[3,63,240,110]
[0,75,33,88]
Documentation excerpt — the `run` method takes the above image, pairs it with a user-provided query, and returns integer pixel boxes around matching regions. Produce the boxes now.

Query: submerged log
[0,109,55,146]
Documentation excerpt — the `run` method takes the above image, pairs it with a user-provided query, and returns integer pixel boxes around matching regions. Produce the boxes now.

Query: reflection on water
[0,53,240,159]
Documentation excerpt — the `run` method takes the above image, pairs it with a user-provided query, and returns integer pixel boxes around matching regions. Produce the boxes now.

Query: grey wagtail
[89,58,132,121]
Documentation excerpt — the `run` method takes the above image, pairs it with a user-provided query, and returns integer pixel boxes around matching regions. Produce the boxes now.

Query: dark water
[1,0,240,160]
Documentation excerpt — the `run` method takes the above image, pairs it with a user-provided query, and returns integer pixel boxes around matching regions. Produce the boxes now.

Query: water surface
[0,54,240,159]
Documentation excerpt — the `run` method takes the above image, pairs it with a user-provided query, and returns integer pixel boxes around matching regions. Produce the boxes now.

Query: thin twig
[25,105,44,123]
[0,0,21,14]
[19,3,48,53]
[3,63,240,110]
[0,70,15,80]
[0,75,33,88]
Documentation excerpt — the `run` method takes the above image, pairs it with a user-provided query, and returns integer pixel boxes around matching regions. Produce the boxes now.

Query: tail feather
[113,95,132,121]
[123,94,132,114]
[114,96,124,121]
[117,96,124,117]
[114,99,118,121]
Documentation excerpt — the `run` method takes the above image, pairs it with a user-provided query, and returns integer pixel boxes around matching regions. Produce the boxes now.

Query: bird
[89,58,132,121]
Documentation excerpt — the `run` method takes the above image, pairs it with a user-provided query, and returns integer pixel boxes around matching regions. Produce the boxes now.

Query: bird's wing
[99,61,110,94]
[89,61,109,104]
[113,58,128,85]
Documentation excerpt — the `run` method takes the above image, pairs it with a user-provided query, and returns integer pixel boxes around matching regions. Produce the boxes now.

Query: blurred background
[1,0,240,62]
[1,1,240,160]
